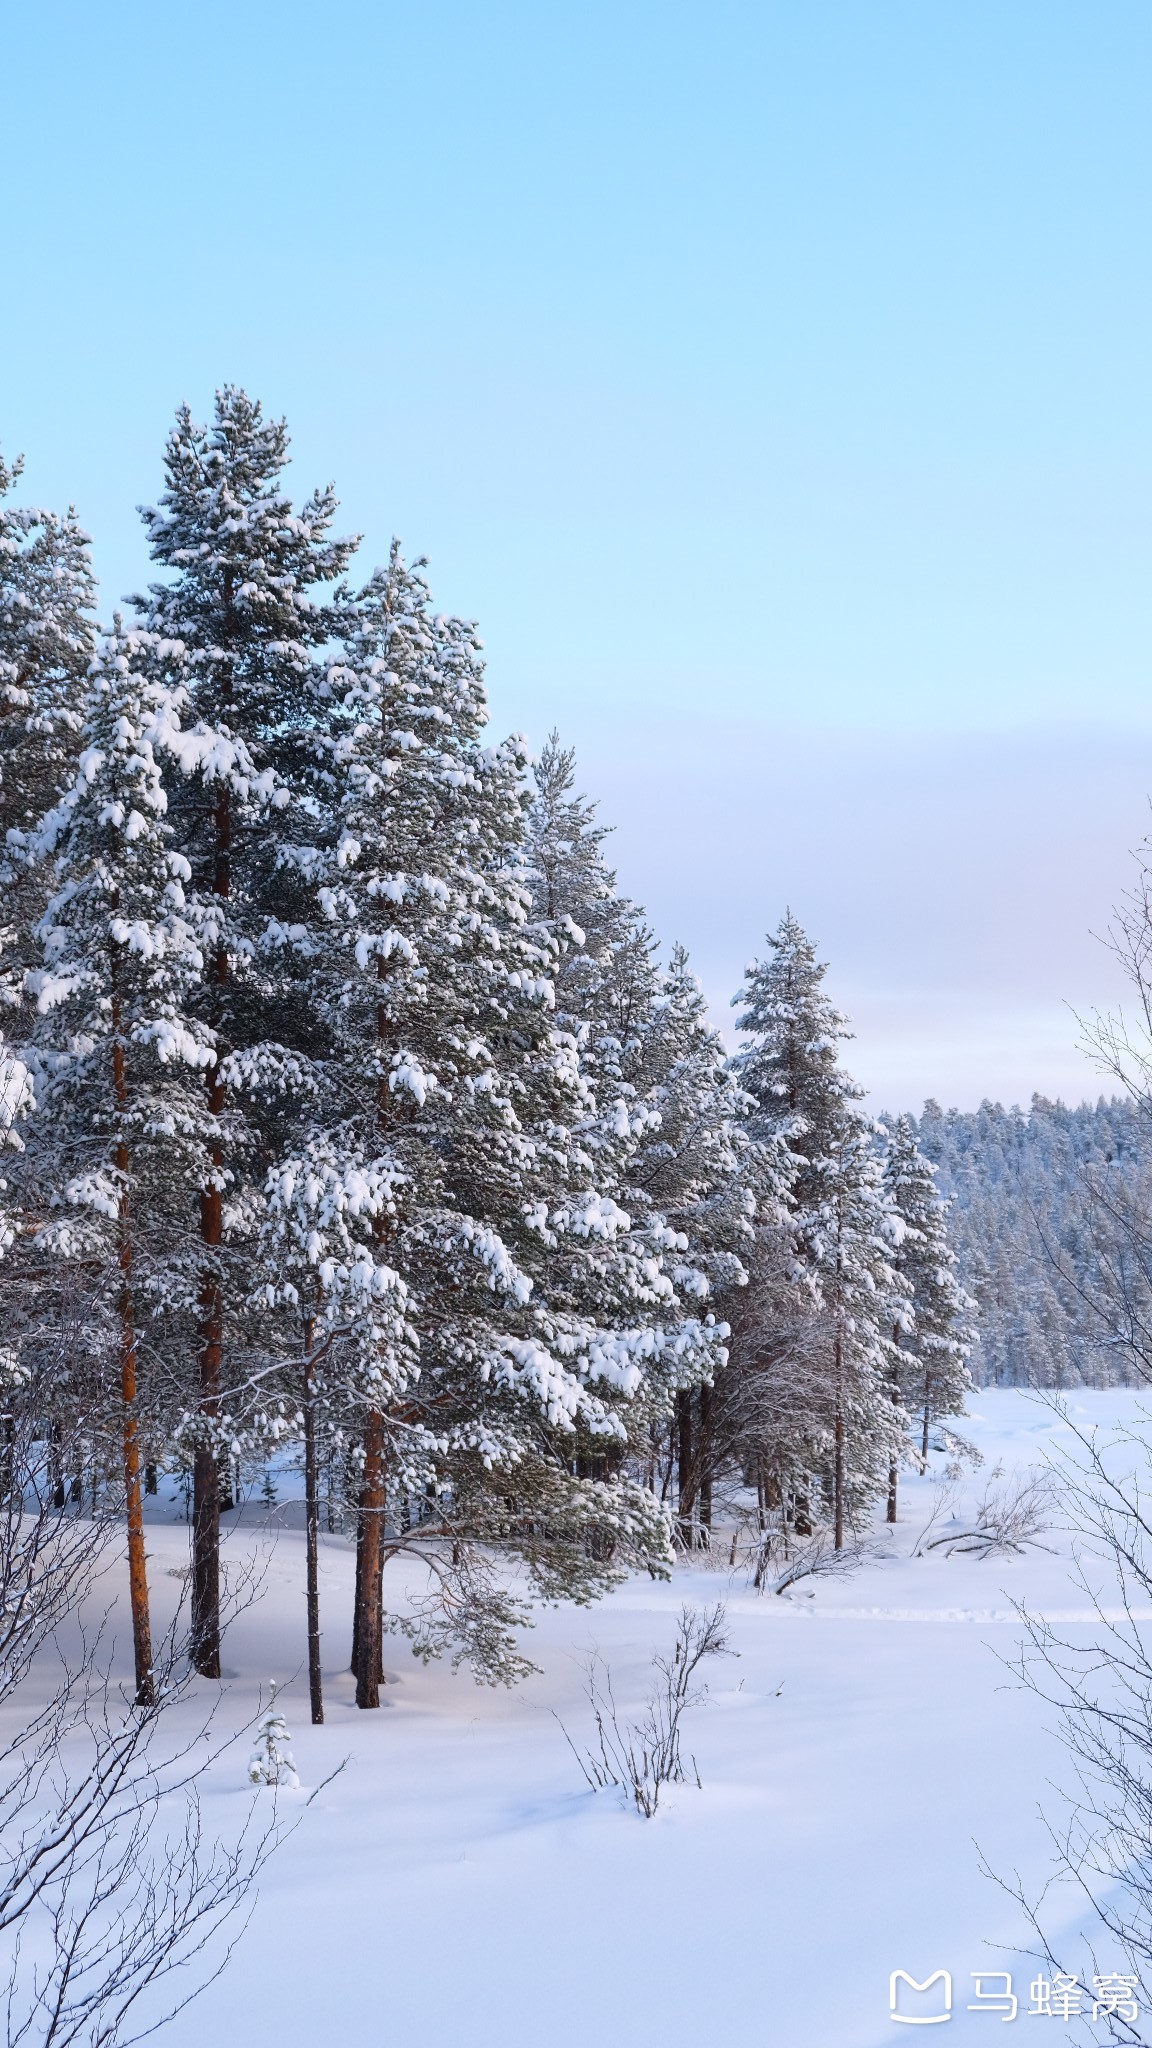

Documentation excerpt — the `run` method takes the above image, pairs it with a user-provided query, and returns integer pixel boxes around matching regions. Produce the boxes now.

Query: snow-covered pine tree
[882,1115,975,1508]
[19,624,215,1702]
[0,448,95,1008]
[731,914,906,1546]
[624,946,757,1543]
[524,739,753,1547]
[266,548,718,1707]
[129,389,359,1676]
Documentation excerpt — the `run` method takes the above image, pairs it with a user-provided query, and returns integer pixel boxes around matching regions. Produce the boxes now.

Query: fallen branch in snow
[750,1526,880,1595]
[556,1603,732,1817]
[924,1463,1055,1557]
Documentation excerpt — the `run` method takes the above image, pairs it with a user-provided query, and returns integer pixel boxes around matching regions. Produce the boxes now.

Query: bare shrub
[559,1603,732,1817]
[0,1382,281,2048]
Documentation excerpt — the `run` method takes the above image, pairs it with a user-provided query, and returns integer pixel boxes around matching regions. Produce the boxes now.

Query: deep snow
[48,1392,1152,2047]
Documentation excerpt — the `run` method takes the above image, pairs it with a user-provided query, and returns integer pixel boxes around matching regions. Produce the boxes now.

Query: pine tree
[731,914,906,1546]
[129,389,358,1676]
[19,624,214,1702]
[883,1114,974,1508]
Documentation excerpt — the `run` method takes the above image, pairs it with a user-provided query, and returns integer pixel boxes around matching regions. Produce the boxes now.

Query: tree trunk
[192,1202,223,1680]
[676,1388,694,1549]
[698,1383,713,1546]
[833,1336,845,1552]
[921,1369,932,1469]
[193,1003,226,1674]
[112,1011,155,1708]
[50,1423,65,1510]
[354,1413,387,1709]
[303,1321,323,1725]
[352,950,399,1708]
[351,1482,364,1678]
[194,609,233,1679]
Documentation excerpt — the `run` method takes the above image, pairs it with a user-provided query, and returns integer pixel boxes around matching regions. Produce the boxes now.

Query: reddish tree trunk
[354,1413,387,1709]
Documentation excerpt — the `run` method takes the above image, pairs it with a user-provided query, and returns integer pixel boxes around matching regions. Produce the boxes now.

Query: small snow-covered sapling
[248,1684,299,1789]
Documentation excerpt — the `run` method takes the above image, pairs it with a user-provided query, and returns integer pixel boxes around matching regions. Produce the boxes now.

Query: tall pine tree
[20,625,214,1700]
[732,914,906,1546]
[129,389,358,1675]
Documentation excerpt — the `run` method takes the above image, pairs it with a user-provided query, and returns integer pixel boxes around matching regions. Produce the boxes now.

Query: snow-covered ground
[61,1393,1152,2046]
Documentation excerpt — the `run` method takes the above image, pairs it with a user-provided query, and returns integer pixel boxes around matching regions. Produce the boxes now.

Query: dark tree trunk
[0,1415,14,1504]
[351,950,399,1708]
[833,1337,845,1552]
[50,1423,65,1510]
[676,1388,694,1548]
[698,1383,713,1545]
[887,1323,901,1524]
[194,606,233,1680]
[303,1323,323,1725]
[193,1020,226,1676]
[351,1480,364,1677]
[191,1440,220,1677]
[112,1005,155,1707]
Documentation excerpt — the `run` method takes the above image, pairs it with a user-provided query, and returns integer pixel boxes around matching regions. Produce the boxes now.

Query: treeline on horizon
[911,1093,1152,1391]
[0,387,983,1713]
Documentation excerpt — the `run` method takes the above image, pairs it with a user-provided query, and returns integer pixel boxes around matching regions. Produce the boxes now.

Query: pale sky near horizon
[5,1,1152,1110]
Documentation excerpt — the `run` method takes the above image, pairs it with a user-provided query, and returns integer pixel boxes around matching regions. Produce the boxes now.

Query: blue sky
[5,1,1152,1105]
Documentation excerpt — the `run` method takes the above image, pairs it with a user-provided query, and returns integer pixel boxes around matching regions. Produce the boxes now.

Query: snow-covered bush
[248,1689,299,1789]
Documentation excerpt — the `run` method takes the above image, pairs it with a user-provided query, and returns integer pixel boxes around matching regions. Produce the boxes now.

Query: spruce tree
[129,389,358,1675]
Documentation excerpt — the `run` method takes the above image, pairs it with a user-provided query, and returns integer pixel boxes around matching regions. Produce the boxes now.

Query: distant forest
[909,1095,1152,1388]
